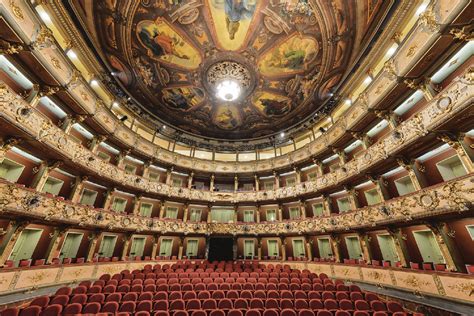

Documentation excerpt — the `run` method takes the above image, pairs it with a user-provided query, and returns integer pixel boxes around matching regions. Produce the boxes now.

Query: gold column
[330,235,341,263]
[210,174,215,192]
[234,175,239,192]
[404,77,439,101]
[116,149,131,169]
[350,132,373,150]
[397,158,426,191]
[102,188,116,210]
[305,236,312,261]
[333,148,347,165]
[280,238,286,261]
[159,201,166,219]
[31,160,62,191]
[312,158,324,176]
[358,232,372,263]
[299,200,306,219]
[345,186,359,210]
[373,110,400,129]
[183,204,189,223]
[88,135,107,154]
[426,222,466,273]
[46,227,68,264]
[178,237,184,259]
[387,227,410,267]
[256,206,261,223]
[121,234,132,260]
[132,195,142,216]
[366,174,391,201]
[142,160,152,179]
[86,232,100,262]
[437,133,474,173]
[278,204,283,221]
[69,176,88,203]
[294,166,301,183]
[188,172,194,189]
[273,171,280,189]
[257,238,262,260]
[0,221,29,266]
[322,194,332,216]
[254,174,260,191]
[151,235,159,260]
[61,115,86,134]
[0,137,20,163]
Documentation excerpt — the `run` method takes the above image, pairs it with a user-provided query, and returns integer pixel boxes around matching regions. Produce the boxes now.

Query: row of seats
[0,261,423,316]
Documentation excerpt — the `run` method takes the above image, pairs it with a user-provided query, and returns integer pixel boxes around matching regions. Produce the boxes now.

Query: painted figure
[139,28,189,60]
[260,98,290,116]
[216,108,238,129]
[224,0,256,40]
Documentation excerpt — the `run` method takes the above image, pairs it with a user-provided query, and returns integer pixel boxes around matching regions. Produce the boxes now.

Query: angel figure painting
[253,92,292,117]
[162,87,205,111]
[259,35,319,77]
[208,0,257,50]
[137,18,201,70]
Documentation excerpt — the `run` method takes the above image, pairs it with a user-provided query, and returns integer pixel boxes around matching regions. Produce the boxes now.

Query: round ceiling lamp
[216,80,241,101]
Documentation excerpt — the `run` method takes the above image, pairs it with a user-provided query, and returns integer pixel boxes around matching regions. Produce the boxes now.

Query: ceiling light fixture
[90,79,99,86]
[345,99,352,106]
[66,49,77,59]
[280,132,285,138]
[416,3,428,15]
[364,76,373,85]
[216,80,241,102]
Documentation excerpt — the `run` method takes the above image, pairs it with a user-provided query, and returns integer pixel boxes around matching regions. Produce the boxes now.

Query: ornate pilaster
[210,174,215,192]
[404,77,439,101]
[358,232,372,263]
[85,232,100,262]
[234,175,239,192]
[69,176,88,203]
[426,222,466,273]
[178,237,184,259]
[366,174,391,201]
[333,148,347,164]
[132,195,143,216]
[345,186,359,210]
[312,158,324,176]
[305,236,312,261]
[46,227,68,264]
[294,166,302,183]
[188,172,194,189]
[387,227,410,267]
[254,174,260,191]
[102,187,116,210]
[396,158,426,190]
[0,221,30,266]
[277,204,283,221]
[322,194,332,216]
[89,135,107,154]
[183,204,189,223]
[61,114,86,134]
[31,160,62,191]
[299,200,306,219]
[159,201,166,219]
[373,110,400,129]
[280,237,286,261]
[330,234,341,263]
[121,234,132,260]
[350,131,373,149]
[116,149,131,169]
[273,171,280,189]
[257,238,262,260]
[0,137,21,163]
[437,132,474,173]
[150,235,159,260]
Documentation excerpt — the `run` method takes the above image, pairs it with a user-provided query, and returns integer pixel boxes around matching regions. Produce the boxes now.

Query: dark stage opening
[208,237,234,261]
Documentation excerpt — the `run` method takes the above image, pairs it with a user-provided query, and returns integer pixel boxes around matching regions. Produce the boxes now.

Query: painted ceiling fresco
[72,0,383,140]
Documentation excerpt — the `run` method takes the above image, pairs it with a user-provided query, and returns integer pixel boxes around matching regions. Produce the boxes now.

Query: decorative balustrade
[0,67,472,202]
[0,0,469,172]
[0,173,471,235]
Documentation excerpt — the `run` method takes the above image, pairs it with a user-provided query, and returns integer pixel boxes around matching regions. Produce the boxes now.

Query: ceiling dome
[72,0,385,141]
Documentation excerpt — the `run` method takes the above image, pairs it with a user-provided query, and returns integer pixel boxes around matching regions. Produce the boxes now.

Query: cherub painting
[214,106,241,129]
[259,35,318,76]
[137,19,201,69]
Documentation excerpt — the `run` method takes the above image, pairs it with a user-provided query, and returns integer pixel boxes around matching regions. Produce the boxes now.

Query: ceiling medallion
[206,60,251,102]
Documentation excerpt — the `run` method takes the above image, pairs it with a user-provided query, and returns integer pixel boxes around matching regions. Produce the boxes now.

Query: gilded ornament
[9,0,24,21]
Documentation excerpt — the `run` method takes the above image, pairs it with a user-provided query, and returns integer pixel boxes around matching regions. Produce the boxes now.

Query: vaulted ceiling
[68,0,390,141]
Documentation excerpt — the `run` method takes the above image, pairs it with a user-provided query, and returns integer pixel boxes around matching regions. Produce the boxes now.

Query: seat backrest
[281,309,297,316]
[84,302,101,314]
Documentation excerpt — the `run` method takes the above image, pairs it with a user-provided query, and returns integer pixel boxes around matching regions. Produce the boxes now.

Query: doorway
[98,235,117,258]
[413,230,445,264]
[208,237,234,261]
[60,232,83,261]
[9,228,43,266]
[377,234,399,266]
[130,236,146,258]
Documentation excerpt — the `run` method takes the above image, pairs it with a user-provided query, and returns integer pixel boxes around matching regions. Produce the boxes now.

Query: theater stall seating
[0,261,424,316]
